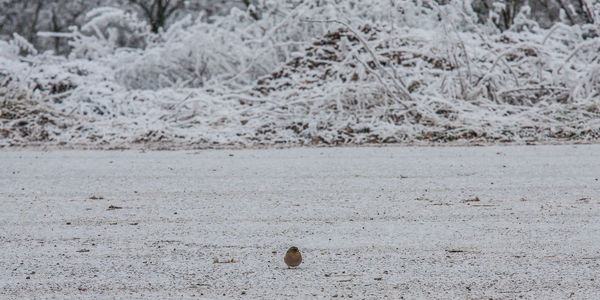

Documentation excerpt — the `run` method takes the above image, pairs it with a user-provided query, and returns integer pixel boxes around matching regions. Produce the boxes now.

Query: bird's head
[287,246,299,253]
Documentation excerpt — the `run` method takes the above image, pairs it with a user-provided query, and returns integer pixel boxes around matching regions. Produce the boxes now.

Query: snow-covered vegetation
[1,1,599,148]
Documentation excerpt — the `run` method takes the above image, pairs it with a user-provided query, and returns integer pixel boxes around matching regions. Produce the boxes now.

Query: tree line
[0,0,597,55]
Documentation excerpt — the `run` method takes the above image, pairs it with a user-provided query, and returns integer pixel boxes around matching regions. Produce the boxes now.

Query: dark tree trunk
[130,0,183,33]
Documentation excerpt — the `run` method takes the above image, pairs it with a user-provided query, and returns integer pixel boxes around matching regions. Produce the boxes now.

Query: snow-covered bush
[65,7,151,60]
[1,1,599,148]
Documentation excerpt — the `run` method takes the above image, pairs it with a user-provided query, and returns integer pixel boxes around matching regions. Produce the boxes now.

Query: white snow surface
[1,2,599,148]
[1,144,599,298]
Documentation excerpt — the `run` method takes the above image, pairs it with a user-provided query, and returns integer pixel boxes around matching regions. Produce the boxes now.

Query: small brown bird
[284,246,302,268]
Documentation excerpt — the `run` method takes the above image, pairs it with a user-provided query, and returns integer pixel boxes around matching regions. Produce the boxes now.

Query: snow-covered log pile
[1,2,599,148]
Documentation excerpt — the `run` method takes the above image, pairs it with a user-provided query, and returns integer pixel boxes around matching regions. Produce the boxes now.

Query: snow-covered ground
[1,144,599,298]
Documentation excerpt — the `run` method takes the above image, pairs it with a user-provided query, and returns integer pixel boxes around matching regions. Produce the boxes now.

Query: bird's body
[284,246,302,268]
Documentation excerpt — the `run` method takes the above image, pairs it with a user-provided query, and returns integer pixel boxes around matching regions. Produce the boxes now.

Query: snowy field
[1,144,599,298]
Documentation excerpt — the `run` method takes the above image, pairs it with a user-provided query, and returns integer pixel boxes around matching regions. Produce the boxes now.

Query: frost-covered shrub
[67,7,151,60]
[114,1,447,90]
[115,3,316,90]
[0,39,35,106]
[1,1,599,148]
[0,39,19,59]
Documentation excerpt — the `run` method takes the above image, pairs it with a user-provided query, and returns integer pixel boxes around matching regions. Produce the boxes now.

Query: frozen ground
[1,144,599,298]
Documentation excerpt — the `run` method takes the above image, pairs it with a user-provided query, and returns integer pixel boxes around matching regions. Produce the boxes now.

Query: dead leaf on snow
[461,197,480,203]
[213,258,236,263]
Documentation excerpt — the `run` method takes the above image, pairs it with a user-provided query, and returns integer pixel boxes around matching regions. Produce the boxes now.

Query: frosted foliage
[0,40,19,58]
[11,33,38,56]
[0,1,599,148]
[67,7,150,59]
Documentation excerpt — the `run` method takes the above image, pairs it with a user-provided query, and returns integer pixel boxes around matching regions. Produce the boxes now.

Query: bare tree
[128,0,185,32]
[0,0,102,54]
[470,0,597,31]
[0,0,44,42]
[0,0,259,54]
[241,0,260,20]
